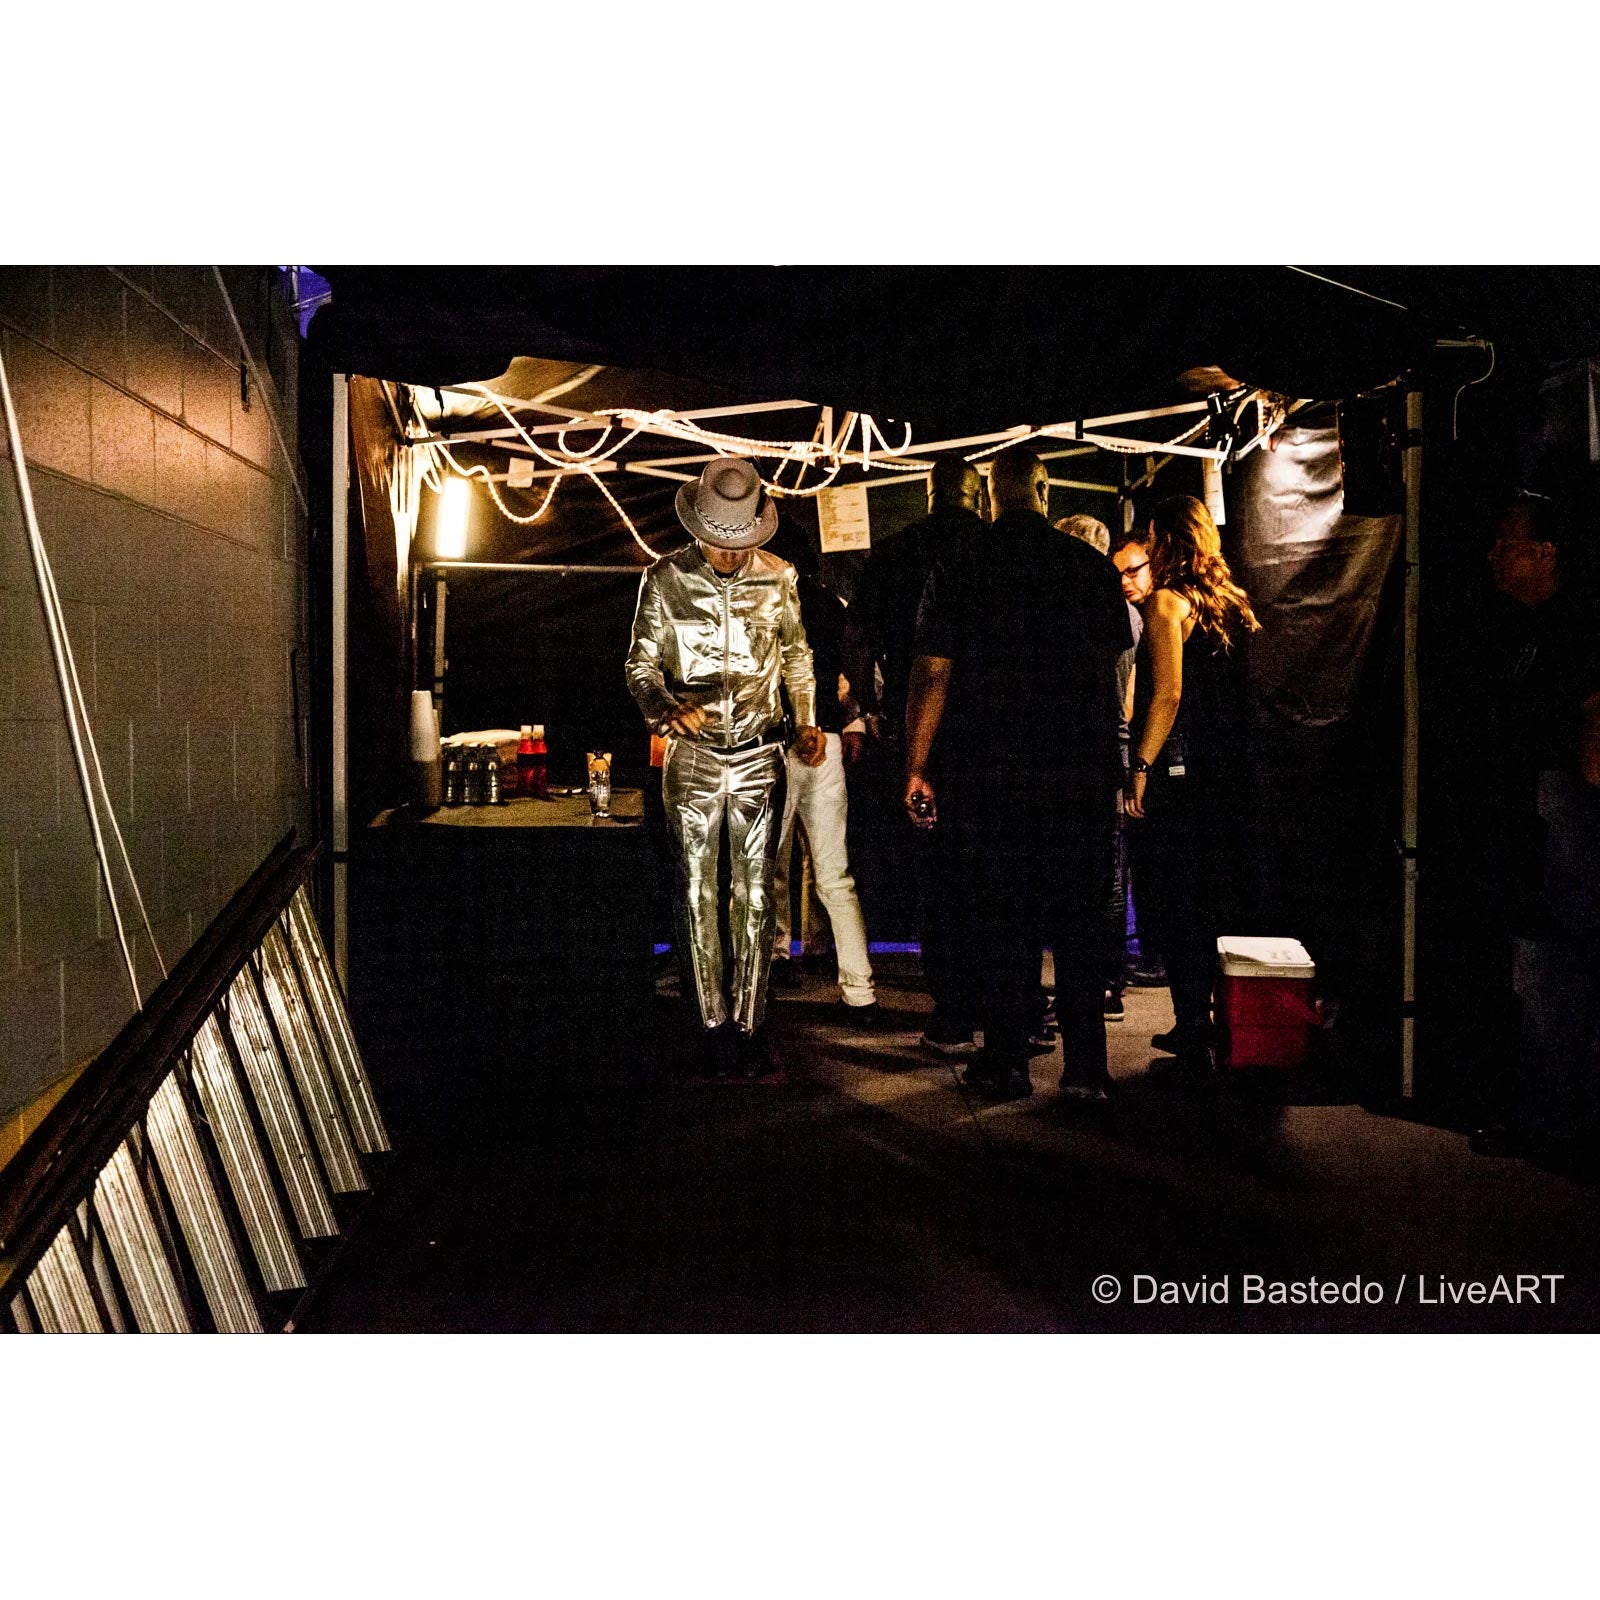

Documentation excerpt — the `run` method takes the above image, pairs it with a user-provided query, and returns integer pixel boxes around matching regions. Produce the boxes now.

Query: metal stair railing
[0,834,390,1333]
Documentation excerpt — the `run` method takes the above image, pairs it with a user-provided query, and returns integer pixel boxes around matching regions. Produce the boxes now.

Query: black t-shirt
[1481,585,1600,799]
[794,574,850,733]
[915,509,1133,788]
[857,503,984,728]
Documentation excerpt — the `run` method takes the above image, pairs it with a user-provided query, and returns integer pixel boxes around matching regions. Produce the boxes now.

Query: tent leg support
[1400,387,1423,1099]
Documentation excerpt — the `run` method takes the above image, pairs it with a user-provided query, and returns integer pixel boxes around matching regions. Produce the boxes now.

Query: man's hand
[793,726,827,768]
[662,700,709,737]
[904,772,937,829]
[1124,768,1149,820]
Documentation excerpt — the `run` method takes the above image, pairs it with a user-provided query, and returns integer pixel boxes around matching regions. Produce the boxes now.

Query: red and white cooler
[1215,936,1319,1069]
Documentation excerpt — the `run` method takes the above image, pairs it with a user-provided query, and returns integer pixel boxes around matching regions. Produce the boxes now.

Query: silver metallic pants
[663,736,787,1033]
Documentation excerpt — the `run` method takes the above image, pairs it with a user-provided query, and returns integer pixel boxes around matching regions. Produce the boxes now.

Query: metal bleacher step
[3,847,390,1335]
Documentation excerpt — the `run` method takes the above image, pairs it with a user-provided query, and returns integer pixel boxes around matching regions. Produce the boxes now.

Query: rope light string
[963,427,1044,462]
[1067,416,1213,457]
[429,442,565,526]
[555,422,615,459]
[849,456,938,473]
[467,384,649,472]
[412,383,1288,552]
[422,410,660,559]
[388,440,427,603]
[603,411,845,492]
[768,420,822,488]
[582,464,660,559]
[461,391,888,496]
[764,457,845,499]
[438,385,666,557]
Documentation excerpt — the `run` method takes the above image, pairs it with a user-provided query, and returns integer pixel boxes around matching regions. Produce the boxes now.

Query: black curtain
[1227,420,1406,1092]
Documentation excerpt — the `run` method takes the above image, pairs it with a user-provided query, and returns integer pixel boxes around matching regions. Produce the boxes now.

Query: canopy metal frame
[336,350,1477,1104]
[408,387,1248,485]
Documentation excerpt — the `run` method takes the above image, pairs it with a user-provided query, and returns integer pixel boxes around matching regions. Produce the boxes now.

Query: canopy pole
[332,373,350,989]
[432,575,448,710]
[1400,387,1423,1098]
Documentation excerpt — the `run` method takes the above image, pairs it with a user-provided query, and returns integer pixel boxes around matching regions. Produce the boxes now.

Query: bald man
[905,445,1132,1101]
[852,455,986,1052]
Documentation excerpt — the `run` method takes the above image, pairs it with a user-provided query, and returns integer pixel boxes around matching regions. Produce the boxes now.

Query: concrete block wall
[0,266,309,1137]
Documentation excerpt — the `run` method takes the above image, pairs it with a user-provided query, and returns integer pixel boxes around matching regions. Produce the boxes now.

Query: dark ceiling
[306,265,1600,438]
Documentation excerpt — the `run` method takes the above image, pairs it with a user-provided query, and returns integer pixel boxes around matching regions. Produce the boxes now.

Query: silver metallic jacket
[626,544,818,745]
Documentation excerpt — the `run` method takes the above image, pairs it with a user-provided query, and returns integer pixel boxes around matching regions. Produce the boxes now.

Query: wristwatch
[1131,757,1152,774]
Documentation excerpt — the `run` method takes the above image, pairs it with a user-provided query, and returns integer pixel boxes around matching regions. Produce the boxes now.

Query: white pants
[772,733,876,1007]
[775,830,829,959]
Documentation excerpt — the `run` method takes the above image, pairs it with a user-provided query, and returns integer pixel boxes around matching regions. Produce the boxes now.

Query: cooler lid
[443,728,522,747]
[1216,935,1316,978]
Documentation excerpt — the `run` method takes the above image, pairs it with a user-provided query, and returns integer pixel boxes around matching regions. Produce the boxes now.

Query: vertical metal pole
[408,563,420,691]
[1400,388,1423,1098]
[432,575,448,712]
[331,374,350,989]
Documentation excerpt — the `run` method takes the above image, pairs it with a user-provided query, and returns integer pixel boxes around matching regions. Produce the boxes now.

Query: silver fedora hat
[674,457,779,550]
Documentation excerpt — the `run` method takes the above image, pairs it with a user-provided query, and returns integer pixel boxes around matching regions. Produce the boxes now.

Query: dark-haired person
[906,446,1132,1102]
[1466,492,1600,1156]
[1124,494,1260,1071]
[1062,516,1144,1021]
[1111,529,1163,989]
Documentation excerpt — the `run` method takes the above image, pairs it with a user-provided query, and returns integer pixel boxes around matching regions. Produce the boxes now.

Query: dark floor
[302,956,1600,1332]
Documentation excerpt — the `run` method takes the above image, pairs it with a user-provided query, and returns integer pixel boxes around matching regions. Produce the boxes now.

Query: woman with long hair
[1124,494,1260,1069]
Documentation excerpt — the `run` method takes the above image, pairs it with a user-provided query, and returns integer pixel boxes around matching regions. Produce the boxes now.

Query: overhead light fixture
[435,476,471,559]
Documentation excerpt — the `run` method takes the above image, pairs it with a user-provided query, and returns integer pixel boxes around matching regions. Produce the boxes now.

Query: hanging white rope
[1072,416,1213,456]
[387,436,426,602]
[449,386,663,558]
[428,441,566,527]
[0,348,161,1009]
[454,391,895,500]
[34,514,167,987]
[582,463,653,555]
[466,384,648,474]
[416,381,1287,546]
[962,426,1049,463]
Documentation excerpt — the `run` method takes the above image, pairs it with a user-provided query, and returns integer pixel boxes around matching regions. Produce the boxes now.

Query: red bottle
[517,723,548,799]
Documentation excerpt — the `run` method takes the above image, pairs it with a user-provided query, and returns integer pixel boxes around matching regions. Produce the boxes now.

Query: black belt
[717,732,785,755]
[664,730,784,756]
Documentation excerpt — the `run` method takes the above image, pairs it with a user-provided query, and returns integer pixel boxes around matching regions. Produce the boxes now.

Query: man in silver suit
[626,457,825,1078]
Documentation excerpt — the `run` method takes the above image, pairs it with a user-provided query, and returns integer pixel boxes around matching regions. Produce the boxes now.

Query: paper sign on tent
[817,484,872,552]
